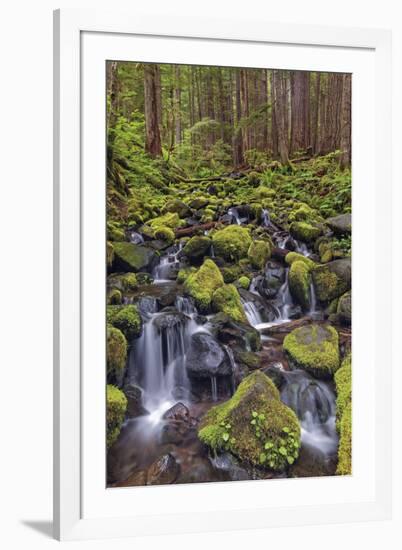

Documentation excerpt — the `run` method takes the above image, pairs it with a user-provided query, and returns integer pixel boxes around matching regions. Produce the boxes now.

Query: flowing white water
[152,243,183,282]
[280,370,338,456]
[276,269,294,321]
[261,208,271,227]
[241,299,263,327]
[308,281,317,315]
[129,231,145,244]
[228,206,241,225]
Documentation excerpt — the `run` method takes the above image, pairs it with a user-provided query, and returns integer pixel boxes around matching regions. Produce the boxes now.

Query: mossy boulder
[335,354,352,431]
[285,252,316,270]
[176,266,197,284]
[283,324,340,379]
[107,305,143,341]
[161,198,192,218]
[288,260,310,310]
[106,384,127,449]
[221,265,242,284]
[212,284,247,323]
[108,272,138,293]
[247,240,271,270]
[288,203,321,224]
[289,221,321,243]
[311,259,351,303]
[238,276,250,290]
[209,313,261,352]
[107,325,127,381]
[183,259,224,312]
[107,241,114,267]
[337,291,351,326]
[154,226,175,245]
[107,288,122,305]
[336,401,352,475]
[149,212,182,230]
[182,235,211,262]
[113,242,158,273]
[212,225,252,262]
[198,371,301,471]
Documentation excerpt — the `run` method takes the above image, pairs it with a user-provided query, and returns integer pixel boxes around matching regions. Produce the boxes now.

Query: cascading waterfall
[224,345,240,394]
[228,206,241,225]
[308,281,317,315]
[129,231,145,244]
[261,208,271,227]
[276,269,294,321]
[280,370,338,456]
[152,243,183,282]
[241,298,263,327]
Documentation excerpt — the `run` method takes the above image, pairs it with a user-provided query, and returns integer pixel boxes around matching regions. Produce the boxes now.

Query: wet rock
[182,236,212,263]
[112,242,159,273]
[153,310,187,331]
[259,262,286,299]
[162,402,190,421]
[186,332,231,378]
[210,452,250,481]
[312,259,351,303]
[123,383,147,418]
[177,459,217,484]
[337,291,351,326]
[263,365,287,389]
[209,313,261,352]
[147,453,180,485]
[326,213,351,236]
[116,469,147,487]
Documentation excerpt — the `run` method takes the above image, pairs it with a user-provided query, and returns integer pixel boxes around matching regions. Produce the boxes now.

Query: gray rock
[326,213,352,235]
[186,332,231,378]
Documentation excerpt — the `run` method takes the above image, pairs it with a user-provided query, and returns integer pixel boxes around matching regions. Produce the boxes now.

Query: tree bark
[144,64,162,157]
[339,74,352,169]
[273,70,290,165]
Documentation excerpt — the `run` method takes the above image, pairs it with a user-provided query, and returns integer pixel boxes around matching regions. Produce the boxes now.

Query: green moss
[288,203,321,223]
[221,265,242,283]
[283,324,340,379]
[311,262,350,303]
[107,305,142,341]
[106,385,127,449]
[285,252,316,270]
[107,288,122,305]
[238,276,251,290]
[154,226,175,244]
[336,401,352,475]
[107,221,125,241]
[149,212,182,230]
[107,325,127,378]
[198,371,301,470]
[107,241,114,267]
[161,198,191,218]
[235,350,261,369]
[113,242,157,272]
[247,240,271,270]
[183,259,224,312]
[212,284,247,323]
[182,235,211,261]
[108,272,138,293]
[335,354,352,431]
[289,221,321,243]
[288,260,310,310]
[176,266,197,284]
[212,225,252,262]
[321,248,333,263]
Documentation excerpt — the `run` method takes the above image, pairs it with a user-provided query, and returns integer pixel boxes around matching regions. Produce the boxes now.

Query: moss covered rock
[285,252,316,270]
[212,284,247,323]
[107,288,122,305]
[336,401,351,475]
[161,198,192,218]
[326,213,352,236]
[154,226,175,245]
[113,242,158,273]
[107,305,143,341]
[247,240,271,270]
[212,225,252,262]
[337,291,351,326]
[107,325,127,380]
[335,354,352,431]
[107,241,114,267]
[288,203,321,224]
[311,259,351,303]
[198,371,301,471]
[289,221,321,243]
[182,235,211,262]
[106,384,127,449]
[149,212,182,230]
[238,276,251,290]
[108,272,138,293]
[221,265,242,284]
[288,260,310,310]
[283,324,340,379]
[176,266,196,284]
[183,259,224,312]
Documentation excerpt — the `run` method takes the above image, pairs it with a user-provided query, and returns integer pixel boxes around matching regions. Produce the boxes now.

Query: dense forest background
[107,62,351,173]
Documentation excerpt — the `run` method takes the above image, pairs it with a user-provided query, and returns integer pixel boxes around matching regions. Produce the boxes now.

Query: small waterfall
[308,281,317,315]
[261,208,271,227]
[241,299,263,327]
[137,296,158,318]
[295,241,311,257]
[210,376,218,402]
[152,243,182,282]
[129,231,145,244]
[228,206,241,225]
[224,345,240,394]
[276,269,294,321]
[175,295,197,315]
[280,370,338,456]
[273,231,289,250]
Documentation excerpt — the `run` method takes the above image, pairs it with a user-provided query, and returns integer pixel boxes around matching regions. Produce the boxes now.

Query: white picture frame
[53,8,392,541]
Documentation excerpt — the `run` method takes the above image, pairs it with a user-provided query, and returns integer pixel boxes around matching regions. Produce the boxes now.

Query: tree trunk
[144,64,162,157]
[174,65,181,145]
[339,73,352,169]
[233,70,244,168]
[312,73,321,154]
[273,70,290,165]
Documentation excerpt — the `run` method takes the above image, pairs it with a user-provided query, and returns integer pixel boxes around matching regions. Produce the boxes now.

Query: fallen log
[258,317,312,336]
[175,221,224,237]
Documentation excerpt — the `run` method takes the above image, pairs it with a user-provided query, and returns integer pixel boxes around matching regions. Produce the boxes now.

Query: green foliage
[107,305,142,341]
[106,384,127,449]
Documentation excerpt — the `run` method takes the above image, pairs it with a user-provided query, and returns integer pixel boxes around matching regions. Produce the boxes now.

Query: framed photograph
[54,9,392,541]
